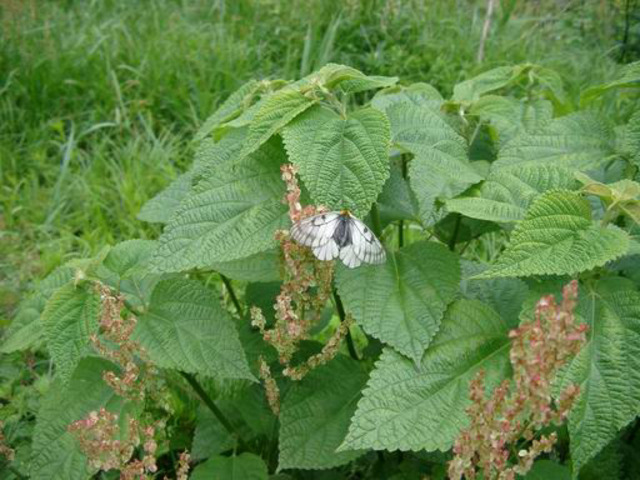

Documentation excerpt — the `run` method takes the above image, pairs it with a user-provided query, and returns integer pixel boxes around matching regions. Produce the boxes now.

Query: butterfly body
[291,210,386,268]
[332,212,352,248]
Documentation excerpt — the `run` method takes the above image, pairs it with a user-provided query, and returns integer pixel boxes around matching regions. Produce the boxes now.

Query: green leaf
[241,87,318,157]
[245,282,281,325]
[137,172,194,224]
[579,439,623,480]
[337,75,399,94]
[101,239,156,278]
[134,278,254,381]
[452,64,533,103]
[195,80,260,142]
[495,111,616,171]
[576,173,640,224]
[581,61,640,105]
[387,103,483,224]
[372,82,443,112]
[282,105,391,216]
[554,278,640,476]
[336,241,459,363]
[96,239,164,309]
[470,96,553,145]
[37,265,76,297]
[191,453,268,480]
[622,108,640,167]
[151,137,288,273]
[42,283,100,382]
[232,383,278,439]
[211,249,282,283]
[138,129,247,224]
[461,260,528,324]
[236,310,279,377]
[377,156,420,227]
[531,66,569,106]
[191,405,235,461]
[340,299,512,452]
[303,63,398,94]
[476,191,630,278]
[1,309,44,353]
[446,164,577,223]
[2,296,46,353]
[524,460,571,480]
[278,355,368,470]
[433,214,499,246]
[30,357,129,480]
[1,266,75,353]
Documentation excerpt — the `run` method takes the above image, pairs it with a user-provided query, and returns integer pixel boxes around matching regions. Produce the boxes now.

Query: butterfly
[290,210,386,268]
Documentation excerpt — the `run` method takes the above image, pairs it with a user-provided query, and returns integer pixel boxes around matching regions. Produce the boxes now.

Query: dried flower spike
[252,165,336,381]
[449,280,587,480]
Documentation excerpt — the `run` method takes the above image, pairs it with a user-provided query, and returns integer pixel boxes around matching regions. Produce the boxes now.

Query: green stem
[370,202,382,238]
[220,274,243,317]
[333,290,359,361]
[180,372,238,440]
[266,418,279,473]
[448,213,462,252]
[398,154,408,248]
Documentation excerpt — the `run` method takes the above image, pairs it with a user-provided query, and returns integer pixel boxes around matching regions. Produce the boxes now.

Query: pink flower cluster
[69,408,159,478]
[449,281,587,480]
[175,451,191,480]
[91,284,150,402]
[258,357,280,415]
[70,284,187,479]
[283,315,354,380]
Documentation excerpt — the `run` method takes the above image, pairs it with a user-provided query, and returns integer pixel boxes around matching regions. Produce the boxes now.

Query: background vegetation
[1,0,637,320]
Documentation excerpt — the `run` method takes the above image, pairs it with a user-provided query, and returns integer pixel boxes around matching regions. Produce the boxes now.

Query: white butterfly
[290,210,386,268]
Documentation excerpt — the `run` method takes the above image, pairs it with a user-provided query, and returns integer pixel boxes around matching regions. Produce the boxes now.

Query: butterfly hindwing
[313,240,339,261]
[349,216,386,266]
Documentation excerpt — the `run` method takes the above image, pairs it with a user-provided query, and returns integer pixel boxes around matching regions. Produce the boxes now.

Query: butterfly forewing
[291,211,385,268]
[290,212,340,248]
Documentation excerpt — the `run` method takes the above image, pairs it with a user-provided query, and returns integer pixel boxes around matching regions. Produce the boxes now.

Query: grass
[0,0,637,319]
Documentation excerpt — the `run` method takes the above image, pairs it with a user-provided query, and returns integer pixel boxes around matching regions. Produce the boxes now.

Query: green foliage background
[1,0,634,315]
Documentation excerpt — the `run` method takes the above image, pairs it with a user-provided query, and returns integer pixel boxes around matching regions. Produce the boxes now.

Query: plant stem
[220,274,243,317]
[619,0,633,62]
[398,154,408,248]
[180,371,238,440]
[266,418,280,473]
[332,290,359,360]
[448,213,462,251]
[476,0,496,63]
[370,202,382,238]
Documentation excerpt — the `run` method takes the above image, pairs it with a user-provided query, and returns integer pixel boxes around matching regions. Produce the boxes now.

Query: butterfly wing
[290,212,341,261]
[291,212,385,267]
[338,243,362,268]
[340,216,386,268]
